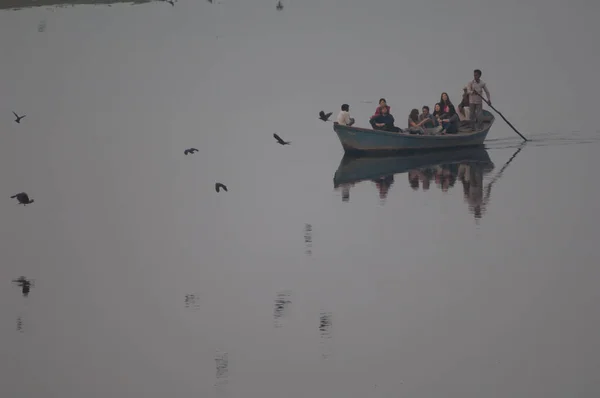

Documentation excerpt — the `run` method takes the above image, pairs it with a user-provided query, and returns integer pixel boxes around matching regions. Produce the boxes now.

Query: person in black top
[369,105,400,132]
[439,104,460,134]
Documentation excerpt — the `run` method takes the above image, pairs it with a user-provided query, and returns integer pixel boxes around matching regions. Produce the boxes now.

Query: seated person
[370,105,400,132]
[370,98,391,120]
[432,103,443,122]
[418,105,437,127]
[439,104,460,134]
[407,108,428,134]
[336,103,355,126]
[457,88,470,121]
[438,92,453,114]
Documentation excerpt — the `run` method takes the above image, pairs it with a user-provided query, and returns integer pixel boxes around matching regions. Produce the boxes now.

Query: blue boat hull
[333,110,495,154]
[333,147,494,187]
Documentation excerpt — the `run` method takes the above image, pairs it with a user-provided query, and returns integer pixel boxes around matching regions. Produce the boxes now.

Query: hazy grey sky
[2,1,600,397]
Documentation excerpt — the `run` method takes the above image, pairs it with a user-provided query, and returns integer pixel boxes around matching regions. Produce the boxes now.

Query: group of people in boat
[336,69,491,135]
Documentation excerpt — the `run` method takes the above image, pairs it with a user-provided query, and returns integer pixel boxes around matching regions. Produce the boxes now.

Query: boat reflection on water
[333,146,496,218]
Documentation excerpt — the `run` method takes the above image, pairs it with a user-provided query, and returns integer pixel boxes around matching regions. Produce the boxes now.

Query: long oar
[475,92,528,141]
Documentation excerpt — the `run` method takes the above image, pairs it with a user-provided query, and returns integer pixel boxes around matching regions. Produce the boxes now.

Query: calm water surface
[2,1,600,397]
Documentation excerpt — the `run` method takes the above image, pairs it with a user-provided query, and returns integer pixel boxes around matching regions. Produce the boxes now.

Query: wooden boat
[333,110,495,154]
[1,0,154,10]
[333,146,494,188]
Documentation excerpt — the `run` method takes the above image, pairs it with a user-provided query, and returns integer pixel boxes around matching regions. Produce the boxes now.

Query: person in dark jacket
[369,105,400,132]
[439,104,460,134]
[438,92,453,114]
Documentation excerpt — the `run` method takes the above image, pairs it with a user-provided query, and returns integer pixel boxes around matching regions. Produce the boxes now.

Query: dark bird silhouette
[167,0,175,5]
[10,192,34,205]
[276,1,283,10]
[273,133,290,145]
[12,277,33,297]
[319,111,332,121]
[12,111,26,123]
[215,183,228,193]
[184,148,199,155]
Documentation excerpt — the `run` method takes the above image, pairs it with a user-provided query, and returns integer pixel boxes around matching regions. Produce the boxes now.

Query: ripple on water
[485,130,600,150]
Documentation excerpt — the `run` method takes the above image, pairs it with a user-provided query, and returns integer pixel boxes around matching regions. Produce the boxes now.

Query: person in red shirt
[370,98,391,120]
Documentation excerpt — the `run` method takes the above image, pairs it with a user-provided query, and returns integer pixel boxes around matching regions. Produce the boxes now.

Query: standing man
[465,69,491,130]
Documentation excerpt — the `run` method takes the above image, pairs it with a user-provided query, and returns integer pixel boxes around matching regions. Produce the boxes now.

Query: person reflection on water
[408,169,432,191]
[341,184,352,202]
[434,164,457,192]
[458,163,485,218]
[335,182,354,202]
[372,175,395,203]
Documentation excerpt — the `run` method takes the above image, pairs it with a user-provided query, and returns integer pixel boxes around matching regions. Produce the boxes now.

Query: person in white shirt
[465,69,491,130]
[336,104,355,126]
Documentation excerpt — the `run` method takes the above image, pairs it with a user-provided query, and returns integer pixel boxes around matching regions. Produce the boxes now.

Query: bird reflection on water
[319,311,332,359]
[303,224,312,256]
[273,290,292,328]
[214,350,229,386]
[331,146,526,219]
[184,293,201,310]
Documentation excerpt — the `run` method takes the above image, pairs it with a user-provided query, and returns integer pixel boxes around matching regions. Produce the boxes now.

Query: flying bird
[184,148,199,155]
[12,276,33,297]
[215,183,228,193]
[167,0,175,5]
[273,133,290,145]
[10,192,34,205]
[276,1,283,10]
[12,111,26,123]
[319,111,332,121]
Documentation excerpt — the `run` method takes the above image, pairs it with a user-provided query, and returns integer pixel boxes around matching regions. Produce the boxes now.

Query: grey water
[2,0,600,397]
